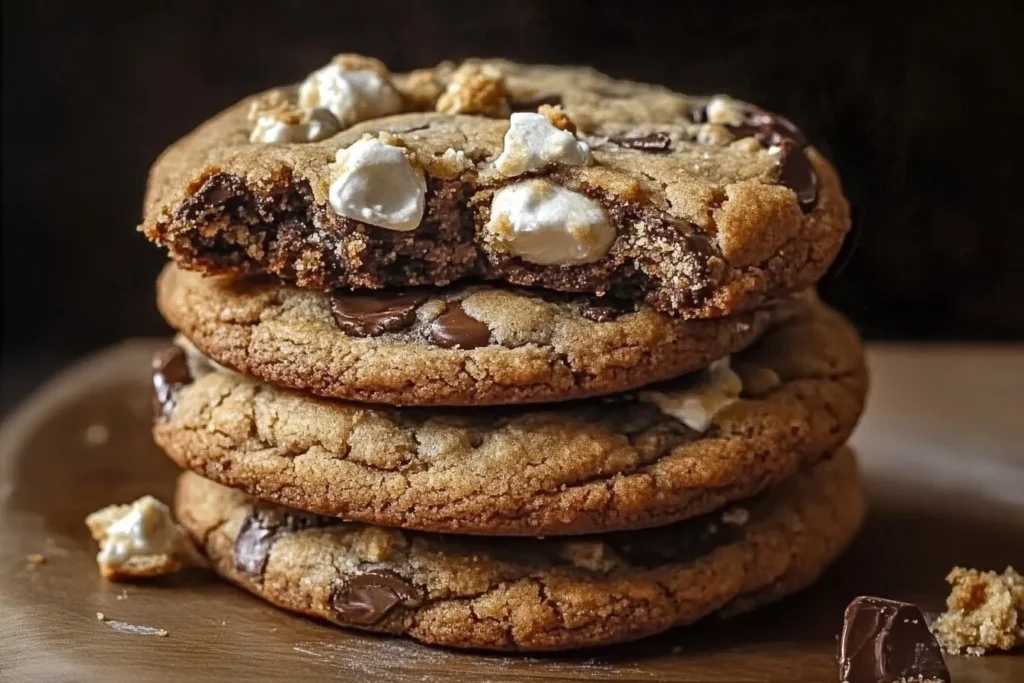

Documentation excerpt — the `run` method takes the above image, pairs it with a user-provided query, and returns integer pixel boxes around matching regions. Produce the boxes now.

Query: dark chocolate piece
[608,131,672,152]
[838,596,950,683]
[151,347,193,418]
[234,513,277,576]
[330,570,422,625]
[773,139,819,211]
[234,506,333,577]
[428,303,491,349]
[330,292,428,337]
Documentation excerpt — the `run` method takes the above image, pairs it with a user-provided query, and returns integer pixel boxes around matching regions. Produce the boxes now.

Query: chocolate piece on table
[838,596,950,683]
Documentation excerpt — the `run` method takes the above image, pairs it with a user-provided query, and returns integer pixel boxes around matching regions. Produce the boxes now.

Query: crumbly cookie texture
[153,295,867,535]
[156,263,771,406]
[931,566,1024,656]
[174,449,864,651]
[141,57,850,318]
[85,496,198,580]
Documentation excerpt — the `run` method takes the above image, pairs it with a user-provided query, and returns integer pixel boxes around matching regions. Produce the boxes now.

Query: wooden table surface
[1,341,1022,683]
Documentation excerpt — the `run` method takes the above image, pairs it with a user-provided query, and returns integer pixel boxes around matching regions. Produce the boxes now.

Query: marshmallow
[249,106,340,143]
[494,113,590,177]
[328,138,426,231]
[487,179,615,265]
[705,95,746,126]
[639,357,743,432]
[299,62,403,128]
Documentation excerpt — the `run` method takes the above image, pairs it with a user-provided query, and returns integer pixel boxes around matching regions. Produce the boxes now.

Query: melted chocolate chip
[428,303,491,349]
[773,139,819,211]
[330,570,422,625]
[510,94,563,112]
[716,109,817,211]
[151,347,193,418]
[234,506,335,577]
[608,131,672,152]
[234,513,277,576]
[839,596,950,683]
[330,292,428,337]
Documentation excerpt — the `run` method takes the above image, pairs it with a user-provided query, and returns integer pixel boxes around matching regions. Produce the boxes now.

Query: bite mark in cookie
[142,58,851,318]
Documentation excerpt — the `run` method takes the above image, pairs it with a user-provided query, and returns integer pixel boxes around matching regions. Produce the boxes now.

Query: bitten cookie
[141,56,850,318]
[157,264,771,406]
[175,448,865,651]
[154,294,867,535]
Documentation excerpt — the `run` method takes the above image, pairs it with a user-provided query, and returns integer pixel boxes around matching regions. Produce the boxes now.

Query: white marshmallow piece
[299,63,403,128]
[494,113,590,177]
[487,179,615,265]
[639,357,743,432]
[249,107,340,144]
[329,138,426,231]
[705,95,746,126]
[87,496,189,571]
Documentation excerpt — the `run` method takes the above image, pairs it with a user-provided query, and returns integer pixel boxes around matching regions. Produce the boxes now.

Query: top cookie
[141,56,850,318]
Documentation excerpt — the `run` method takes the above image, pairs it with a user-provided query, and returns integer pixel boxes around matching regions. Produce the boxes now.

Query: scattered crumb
[931,566,1023,655]
[96,611,105,621]
[26,553,46,567]
[115,590,129,601]
[83,423,110,445]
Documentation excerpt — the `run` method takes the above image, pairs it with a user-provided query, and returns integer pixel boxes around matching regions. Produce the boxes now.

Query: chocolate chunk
[330,570,422,625]
[725,111,808,149]
[608,131,672,152]
[151,347,193,418]
[772,139,818,211]
[428,303,491,349]
[330,292,428,337]
[234,513,277,576]
[720,110,817,212]
[839,596,950,683]
[234,507,335,577]
[510,94,563,112]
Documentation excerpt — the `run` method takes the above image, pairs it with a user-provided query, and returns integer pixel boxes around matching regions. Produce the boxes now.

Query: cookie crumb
[931,566,1023,655]
[96,611,105,621]
[436,63,509,117]
[26,553,46,567]
[115,590,129,601]
[85,496,199,581]
[83,424,109,445]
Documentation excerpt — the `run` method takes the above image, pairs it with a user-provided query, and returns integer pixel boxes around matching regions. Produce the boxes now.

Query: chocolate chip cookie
[141,56,850,318]
[174,448,864,651]
[153,294,867,535]
[157,264,771,406]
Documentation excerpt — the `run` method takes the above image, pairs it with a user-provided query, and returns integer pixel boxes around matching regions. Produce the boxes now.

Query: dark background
[2,1,1023,410]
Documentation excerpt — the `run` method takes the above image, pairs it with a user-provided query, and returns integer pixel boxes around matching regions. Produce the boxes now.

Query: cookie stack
[142,55,867,651]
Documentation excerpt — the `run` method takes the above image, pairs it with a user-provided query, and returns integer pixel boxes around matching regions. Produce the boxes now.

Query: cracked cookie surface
[141,58,850,318]
[174,448,864,651]
[157,263,771,406]
[154,294,867,535]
